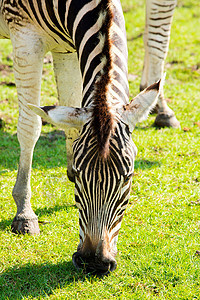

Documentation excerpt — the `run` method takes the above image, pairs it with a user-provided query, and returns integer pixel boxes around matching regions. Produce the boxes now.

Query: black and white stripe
[73,119,137,250]
[2,0,129,106]
[145,0,176,60]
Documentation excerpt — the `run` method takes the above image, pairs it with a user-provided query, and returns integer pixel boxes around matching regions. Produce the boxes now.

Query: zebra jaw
[28,77,163,132]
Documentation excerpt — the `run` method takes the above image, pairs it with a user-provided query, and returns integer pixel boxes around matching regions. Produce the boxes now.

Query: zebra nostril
[109,259,117,272]
[72,252,84,270]
[72,251,117,275]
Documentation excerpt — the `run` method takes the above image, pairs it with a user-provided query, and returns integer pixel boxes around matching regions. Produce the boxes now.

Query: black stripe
[152,2,176,8]
[112,83,128,103]
[151,6,175,14]
[67,0,92,37]
[82,79,97,107]
[29,1,43,28]
[149,23,172,30]
[82,53,101,90]
[75,194,85,210]
[18,0,32,19]
[80,32,100,73]
[57,0,67,29]
[79,214,86,232]
[149,31,169,38]
[74,3,102,51]
[150,16,172,21]
[36,1,75,47]
[148,38,167,44]
[45,0,70,38]
[147,43,165,53]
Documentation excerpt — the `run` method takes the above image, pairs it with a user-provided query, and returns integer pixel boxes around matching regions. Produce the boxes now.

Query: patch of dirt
[0,112,13,128]
[128,73,138,82]
[190,199,200,205]
[6,54,13,61]
[194,121,200,127]
[123,6,134,13]
[41,130,65,140]
[191,63,200,71]
[43,55,53,64]
[183,127,191,132]
[0,98,9,104]
[127,32,143,41]
[166,60,184,68]
[0,63,13,76]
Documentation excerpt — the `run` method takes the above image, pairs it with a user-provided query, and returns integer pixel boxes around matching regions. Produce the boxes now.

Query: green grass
[0,0,200,299]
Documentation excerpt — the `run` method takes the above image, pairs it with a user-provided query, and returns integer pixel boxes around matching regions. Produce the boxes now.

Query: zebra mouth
[72,251,117,276]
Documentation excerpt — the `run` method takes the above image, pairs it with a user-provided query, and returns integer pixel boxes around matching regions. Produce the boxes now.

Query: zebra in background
[1,0,170,274]
[141,0,179,128]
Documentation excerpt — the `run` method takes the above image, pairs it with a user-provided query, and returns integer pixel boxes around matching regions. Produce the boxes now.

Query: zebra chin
[72,251,117,276]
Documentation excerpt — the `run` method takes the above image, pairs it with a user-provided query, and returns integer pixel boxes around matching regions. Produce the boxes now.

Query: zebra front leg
[141,0,180,128]
[52,52,82,182]
[10,28,46,234]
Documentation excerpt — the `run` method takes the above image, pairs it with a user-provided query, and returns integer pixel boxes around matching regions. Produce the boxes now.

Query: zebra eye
[124,173,133,183]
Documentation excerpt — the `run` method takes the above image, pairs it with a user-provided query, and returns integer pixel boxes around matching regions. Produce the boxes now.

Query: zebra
[0,0,171,274]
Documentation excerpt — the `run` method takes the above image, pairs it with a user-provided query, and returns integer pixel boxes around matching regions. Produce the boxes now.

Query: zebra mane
[91,0,115,159]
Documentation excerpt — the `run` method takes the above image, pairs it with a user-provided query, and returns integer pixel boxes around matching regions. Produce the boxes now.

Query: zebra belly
[1,0,76,53]
[0,12,10,38]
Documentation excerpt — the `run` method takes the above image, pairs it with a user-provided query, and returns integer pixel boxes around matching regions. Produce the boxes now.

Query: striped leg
[10,27,46,234]
[141,0,180,128]
[52,52,82,182]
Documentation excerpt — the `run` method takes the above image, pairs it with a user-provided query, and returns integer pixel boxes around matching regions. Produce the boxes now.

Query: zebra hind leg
[52,51,82,182]
[141,0,180,128]
[10,27,46,234]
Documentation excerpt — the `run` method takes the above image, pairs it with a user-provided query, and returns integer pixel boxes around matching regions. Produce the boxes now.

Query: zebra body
[1,0,173,274]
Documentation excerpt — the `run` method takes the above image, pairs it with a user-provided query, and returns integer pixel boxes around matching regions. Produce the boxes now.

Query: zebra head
[28,80,161,275]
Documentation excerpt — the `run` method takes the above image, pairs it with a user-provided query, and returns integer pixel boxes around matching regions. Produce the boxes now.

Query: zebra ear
[27,104,91,129]
[122,77,164,132]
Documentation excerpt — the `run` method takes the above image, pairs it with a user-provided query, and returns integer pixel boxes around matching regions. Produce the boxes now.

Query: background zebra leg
[11,28,45,234]
[140,0,180,128]
[52,52,82,182]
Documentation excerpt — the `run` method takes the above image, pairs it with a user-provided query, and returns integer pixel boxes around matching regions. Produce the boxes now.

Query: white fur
[28,104,91,130]
[121,77,165,132]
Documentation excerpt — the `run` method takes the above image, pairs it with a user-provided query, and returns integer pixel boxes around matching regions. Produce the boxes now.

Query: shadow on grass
[0,261,87,299]
[134,159,161,170]
[0,130,67,171]
[0,218,12,231]
[35,203,77,219]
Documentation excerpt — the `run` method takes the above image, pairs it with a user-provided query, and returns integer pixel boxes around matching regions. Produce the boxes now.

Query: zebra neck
[68,0,129,107]
[69,0,129,157]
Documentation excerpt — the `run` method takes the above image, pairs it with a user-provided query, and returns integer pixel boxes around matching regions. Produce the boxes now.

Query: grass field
[0,0,200,299]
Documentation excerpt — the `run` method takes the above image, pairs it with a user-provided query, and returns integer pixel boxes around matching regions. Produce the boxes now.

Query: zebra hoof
[11,216,40,235]
[154,113,180,128]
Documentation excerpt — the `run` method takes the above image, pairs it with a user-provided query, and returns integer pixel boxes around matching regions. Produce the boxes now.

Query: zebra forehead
[73,120,136,177]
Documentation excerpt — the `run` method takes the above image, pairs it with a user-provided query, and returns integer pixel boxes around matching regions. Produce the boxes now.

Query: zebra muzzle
[72,250,117,275]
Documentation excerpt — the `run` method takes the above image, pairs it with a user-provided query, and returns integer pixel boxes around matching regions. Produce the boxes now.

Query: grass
[0,0,200,299]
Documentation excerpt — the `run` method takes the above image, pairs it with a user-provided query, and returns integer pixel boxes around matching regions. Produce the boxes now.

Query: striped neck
[69,0,129,157]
